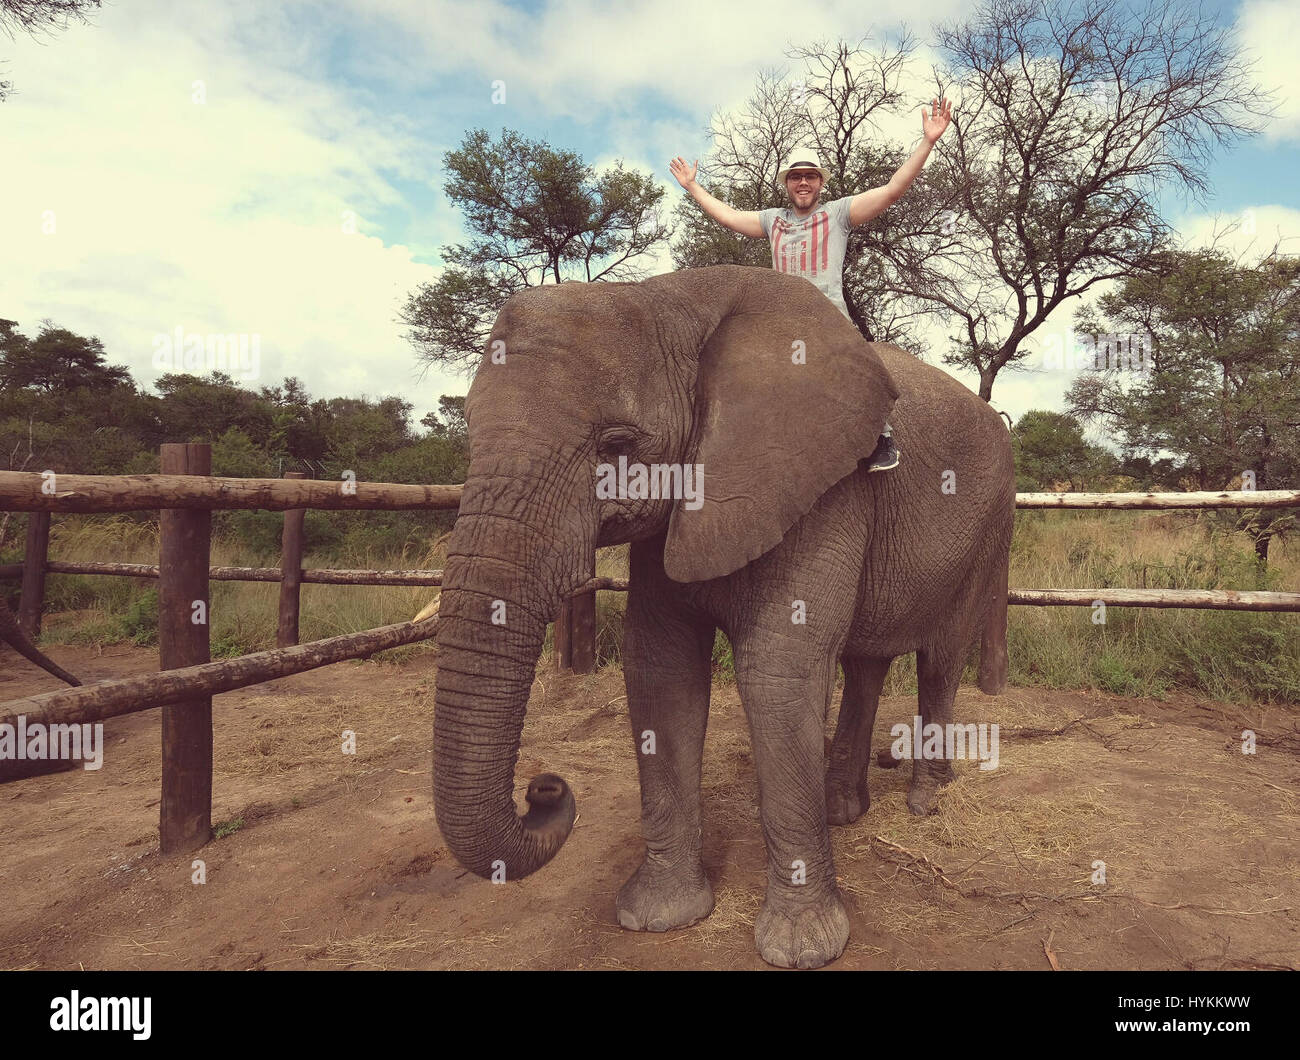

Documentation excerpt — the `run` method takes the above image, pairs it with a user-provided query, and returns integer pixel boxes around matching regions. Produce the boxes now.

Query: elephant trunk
[0,597,81,686]
[433,509,577,881]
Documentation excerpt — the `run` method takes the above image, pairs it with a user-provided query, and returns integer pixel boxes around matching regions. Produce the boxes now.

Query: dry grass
[299,929,508,970]
[667,887,764,949]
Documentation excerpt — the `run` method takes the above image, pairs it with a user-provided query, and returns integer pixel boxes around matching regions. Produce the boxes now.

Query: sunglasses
[786,173,821,185]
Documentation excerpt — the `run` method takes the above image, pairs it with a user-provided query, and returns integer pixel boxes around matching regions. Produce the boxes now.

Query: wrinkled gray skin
[434,265,1013,968]
[0,595,81,686]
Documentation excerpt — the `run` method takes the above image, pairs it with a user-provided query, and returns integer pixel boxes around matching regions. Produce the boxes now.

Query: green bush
[712,630,735,683]
[118,588,160,646]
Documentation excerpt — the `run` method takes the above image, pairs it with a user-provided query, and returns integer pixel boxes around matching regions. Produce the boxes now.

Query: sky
[2,0,1298,437]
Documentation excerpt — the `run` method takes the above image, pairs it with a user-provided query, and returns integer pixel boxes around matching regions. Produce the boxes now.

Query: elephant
[430,264,1013,968]
[0,594,81,686]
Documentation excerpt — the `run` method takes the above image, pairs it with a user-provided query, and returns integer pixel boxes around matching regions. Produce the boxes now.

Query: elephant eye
[597,428,639,459]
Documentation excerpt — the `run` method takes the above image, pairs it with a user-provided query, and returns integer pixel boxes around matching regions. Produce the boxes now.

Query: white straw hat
[776,149,829,183]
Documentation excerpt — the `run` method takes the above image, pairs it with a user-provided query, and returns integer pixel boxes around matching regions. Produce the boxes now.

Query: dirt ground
[2,641,1298,971]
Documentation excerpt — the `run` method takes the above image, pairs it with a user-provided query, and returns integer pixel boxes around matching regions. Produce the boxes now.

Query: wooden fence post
[554,556,597,675]
[277,471,307,648]
[158,443,212,854]
[554,599,572,672]
[570,584,596,675]
[17,511,50,638]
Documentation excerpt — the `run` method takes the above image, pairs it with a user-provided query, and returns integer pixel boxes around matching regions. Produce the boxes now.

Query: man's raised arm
[670,157,765,238]
[848,96,953,227]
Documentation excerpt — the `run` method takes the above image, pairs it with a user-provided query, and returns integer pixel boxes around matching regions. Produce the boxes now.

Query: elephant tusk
[412,596,441,623]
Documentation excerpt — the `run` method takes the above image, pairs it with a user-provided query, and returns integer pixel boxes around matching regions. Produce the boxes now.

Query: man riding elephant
[670,95,954,472]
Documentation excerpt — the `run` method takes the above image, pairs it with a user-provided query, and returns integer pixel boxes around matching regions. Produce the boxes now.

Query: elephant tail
[976,545,1009,696]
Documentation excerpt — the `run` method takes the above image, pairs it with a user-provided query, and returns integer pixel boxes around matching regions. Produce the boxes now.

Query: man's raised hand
[670,156,698,190]
[922,97,953,144]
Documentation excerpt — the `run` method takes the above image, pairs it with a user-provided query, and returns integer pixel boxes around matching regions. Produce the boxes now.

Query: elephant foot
[825,777,870,826]
[616,858,714,932]
[906,760,956,816]
[754,888,851,969]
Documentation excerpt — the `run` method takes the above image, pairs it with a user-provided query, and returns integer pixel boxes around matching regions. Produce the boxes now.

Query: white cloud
[7,0,1287,457]
[354,0,967,124]
[1172,203,1300,259]
[1,0,465,430]
[1235,0,1300,143]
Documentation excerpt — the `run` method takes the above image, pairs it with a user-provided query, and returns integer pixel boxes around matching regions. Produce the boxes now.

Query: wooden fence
[1,446,1297,854]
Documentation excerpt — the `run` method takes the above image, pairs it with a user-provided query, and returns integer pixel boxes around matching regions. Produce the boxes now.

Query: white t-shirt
[758,195,853,319]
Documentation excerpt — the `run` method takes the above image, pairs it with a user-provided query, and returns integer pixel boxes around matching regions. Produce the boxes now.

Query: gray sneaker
[867,434,900,472]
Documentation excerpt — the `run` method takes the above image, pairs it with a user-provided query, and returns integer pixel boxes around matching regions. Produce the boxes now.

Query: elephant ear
[663,268,899,583]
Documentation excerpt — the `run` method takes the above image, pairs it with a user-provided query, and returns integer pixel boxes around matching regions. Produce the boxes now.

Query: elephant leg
[737,654,850,969]
[907,643,963,816]
[615,571,716,933]
[825,655,892,825]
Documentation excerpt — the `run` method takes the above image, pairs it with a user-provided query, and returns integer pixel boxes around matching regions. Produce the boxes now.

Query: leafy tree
[0,318,465,492]
[211,427,271,478]
[0,319,148,473]
[400,128,671,376]
[1011,409,1115,491]
[149,371,273,445]
[322,395,415,475]
[671,1,1276,400]
[0,319,131,393]
[421,395,466,442]
[1066,246,1299,564]
[926,0,1275,399]
[261,378,331,469]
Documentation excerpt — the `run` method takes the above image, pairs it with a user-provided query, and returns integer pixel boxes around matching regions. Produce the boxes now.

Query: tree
[0,0,101,100]
[210,427,270,478]
[1066,245,1300,564]
[0,319,131,393]
[421,395,466,443]
[671,1,1276,400]
[322,395,416,474]
[670,38,938,349]
[0,319,147,474]
[150,371,273,446]
[400,128,672,376]
[1011,409,1114,490]
[926,0,1276,399]
[259,377,330,468]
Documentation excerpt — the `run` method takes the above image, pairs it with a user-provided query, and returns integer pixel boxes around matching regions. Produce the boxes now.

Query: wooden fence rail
[5,469,1296,514]
[0,619,442,729]
[1015,489,1300,509]
[39,561,449,585]
[0,469,460,512]
[2,445,1297,854]
[9,562,1298,612]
